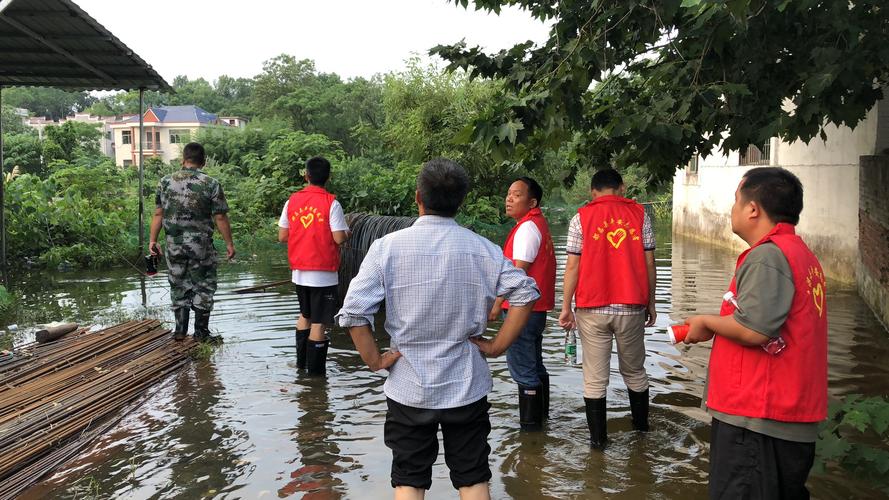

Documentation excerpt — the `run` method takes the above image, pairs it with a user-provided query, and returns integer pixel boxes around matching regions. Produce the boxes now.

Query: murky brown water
[9,223,889,499]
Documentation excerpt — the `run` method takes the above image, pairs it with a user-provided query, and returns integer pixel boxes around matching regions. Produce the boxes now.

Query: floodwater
[9,223,889,499]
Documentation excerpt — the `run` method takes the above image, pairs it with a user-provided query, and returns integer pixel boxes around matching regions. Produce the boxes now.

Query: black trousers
[710,418,815,500]
[384,396,492,490]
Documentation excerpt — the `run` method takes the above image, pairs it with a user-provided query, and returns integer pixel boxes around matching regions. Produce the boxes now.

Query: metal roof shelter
[0,0,171,282]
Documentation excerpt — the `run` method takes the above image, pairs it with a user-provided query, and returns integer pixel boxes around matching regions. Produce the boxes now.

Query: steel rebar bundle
[337,213,417,301]
[0,319,197,499]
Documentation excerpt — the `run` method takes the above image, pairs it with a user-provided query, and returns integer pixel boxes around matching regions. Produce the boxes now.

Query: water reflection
[279,379,345,498]
[11,225,889,499]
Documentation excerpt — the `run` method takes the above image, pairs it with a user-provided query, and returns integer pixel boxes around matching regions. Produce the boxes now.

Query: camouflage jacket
[155,168,228,244]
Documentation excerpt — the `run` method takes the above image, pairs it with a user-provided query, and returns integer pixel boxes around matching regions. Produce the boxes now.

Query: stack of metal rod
[0,319,196,499]
[337,213,417,302]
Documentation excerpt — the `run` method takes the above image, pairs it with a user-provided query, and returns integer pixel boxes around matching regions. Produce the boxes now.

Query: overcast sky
[74,0,551,83]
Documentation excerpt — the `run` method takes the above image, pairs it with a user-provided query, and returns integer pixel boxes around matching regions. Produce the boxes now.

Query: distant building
[108,105,225,166]
[219,116,248,128]
[24,111,121,157]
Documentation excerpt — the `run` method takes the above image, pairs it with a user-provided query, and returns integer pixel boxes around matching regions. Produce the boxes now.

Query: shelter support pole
[0,84,6,285]
[138,88,144,254]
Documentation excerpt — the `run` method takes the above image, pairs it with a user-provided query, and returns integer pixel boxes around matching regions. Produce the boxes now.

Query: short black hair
[306,156,331,186]
[417,158,470,217]
[515,176,543,207]
[740,167,804,224]
[591,168,623,191]
[182,142,206,166]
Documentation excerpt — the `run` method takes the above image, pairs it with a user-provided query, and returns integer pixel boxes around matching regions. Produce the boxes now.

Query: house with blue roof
[108,105,241,166]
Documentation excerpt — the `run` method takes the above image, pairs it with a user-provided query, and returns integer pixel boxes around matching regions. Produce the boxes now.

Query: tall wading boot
[518,385,544,431]
[193,309,223,345]
[295,329,310,370]
[306,337,330,376]
[173,308,189,341]
[628,388,650,432]
[584,397,608,450]
[540,372,551,421]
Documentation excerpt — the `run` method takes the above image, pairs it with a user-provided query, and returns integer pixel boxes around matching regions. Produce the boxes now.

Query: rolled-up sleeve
[496,256,540,307]
[336,240,385,328]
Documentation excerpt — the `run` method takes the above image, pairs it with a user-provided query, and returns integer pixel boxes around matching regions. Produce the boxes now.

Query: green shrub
[815,395,889,494]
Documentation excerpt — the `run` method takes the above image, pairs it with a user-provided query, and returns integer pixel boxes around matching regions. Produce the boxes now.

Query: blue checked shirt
[336,215,540,409]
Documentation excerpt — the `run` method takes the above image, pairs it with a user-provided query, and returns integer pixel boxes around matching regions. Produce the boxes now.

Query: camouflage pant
[164,235,218,312]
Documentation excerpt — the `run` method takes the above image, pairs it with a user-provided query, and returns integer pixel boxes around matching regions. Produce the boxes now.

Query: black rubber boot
[193,309,223,345]
[628,388,650,432]
[518,385,544,431]
[540,372,550,421]
[173,308,189,341]
[295,328,310,369]
[584,397,608,450]
[306,337,330,376]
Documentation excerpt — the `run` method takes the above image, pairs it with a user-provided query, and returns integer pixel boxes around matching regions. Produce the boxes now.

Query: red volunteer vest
[286,185,340,272]
[502,208,556,312]
[575,195,649,307]
[707,223,828,422]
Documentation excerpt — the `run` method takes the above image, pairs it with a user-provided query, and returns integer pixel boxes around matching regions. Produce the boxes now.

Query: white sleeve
[278,200,290,228]
[511,221,542,263]
[329,200,349,232]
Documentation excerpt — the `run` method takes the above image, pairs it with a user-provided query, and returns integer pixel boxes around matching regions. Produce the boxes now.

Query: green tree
[2,87,94,119]
[2,132,44,177]
[168,76,225,112]
[252,55,318,116]
[42,121,102,164]
[1,105,28,134]
[432,0,889,183]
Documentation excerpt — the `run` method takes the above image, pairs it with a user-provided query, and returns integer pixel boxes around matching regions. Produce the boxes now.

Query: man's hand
[470,336,502,357]
[488,306,501,323]
[226,242,236,261]
[683,315,716,344]
[373,350,402,371]
[558,308,576,330]
[149,241,161,256]
[645,304,657,327]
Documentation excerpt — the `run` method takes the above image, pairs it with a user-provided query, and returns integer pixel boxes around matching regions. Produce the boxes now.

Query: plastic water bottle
[564,329,577,364]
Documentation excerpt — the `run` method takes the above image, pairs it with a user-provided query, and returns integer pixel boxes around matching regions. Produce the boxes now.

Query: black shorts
[384,396,492,490]
[295,284,338,325]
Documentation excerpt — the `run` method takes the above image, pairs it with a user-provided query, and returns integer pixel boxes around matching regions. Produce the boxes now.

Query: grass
[191,342,218,361]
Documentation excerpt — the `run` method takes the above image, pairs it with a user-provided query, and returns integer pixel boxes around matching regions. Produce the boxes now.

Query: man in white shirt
[489,177,557,431]
[277,157,349,375]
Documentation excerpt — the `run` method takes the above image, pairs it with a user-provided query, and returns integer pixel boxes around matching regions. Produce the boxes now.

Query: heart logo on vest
[606,228,627,249]
[812,282,824,317]
[300,213,314,229]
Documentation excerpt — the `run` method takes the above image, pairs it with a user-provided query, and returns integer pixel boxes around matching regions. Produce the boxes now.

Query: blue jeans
[505,311,549,387]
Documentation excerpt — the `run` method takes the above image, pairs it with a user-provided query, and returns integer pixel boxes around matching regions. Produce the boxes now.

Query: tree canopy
[432,0,889,183]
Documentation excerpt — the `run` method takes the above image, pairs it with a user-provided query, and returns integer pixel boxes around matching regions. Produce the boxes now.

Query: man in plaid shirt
[558,169,657,450]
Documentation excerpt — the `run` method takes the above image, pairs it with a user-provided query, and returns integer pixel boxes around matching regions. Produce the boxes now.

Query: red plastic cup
[669,324,689,344]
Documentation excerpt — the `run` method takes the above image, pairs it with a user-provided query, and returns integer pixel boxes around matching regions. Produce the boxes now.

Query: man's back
[156,169,226,240]
[340,215,538,409]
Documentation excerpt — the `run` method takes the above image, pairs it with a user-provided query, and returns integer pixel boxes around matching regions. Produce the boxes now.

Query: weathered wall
[858,156,889,330]
[673,163,860,283]
[673,101,886,285]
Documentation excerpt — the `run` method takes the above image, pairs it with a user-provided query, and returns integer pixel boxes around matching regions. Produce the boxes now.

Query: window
[145,131,160,149]
[121,130,131,145]
[169,129,189,144]
[739,141,771,166]
[123,159,133,166]
[688,154,699,174]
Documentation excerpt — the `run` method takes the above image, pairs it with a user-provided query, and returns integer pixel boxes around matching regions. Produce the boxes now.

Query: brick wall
[859,155,889,330]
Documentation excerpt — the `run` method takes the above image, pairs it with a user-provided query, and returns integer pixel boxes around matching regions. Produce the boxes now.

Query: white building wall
[111,123,202,166]
[673,103,883,283]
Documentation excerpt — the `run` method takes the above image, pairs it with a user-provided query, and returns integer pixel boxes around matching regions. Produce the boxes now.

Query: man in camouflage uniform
[149,142,235,342]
